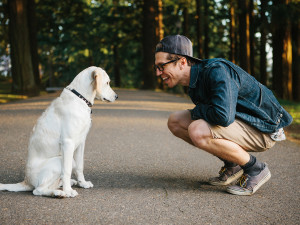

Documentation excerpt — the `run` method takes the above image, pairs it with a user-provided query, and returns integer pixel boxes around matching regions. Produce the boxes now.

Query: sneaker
[227,164,271,196]
[208,165,243,186]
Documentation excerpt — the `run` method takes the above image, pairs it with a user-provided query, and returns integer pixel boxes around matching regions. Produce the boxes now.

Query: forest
[0,0,299,101]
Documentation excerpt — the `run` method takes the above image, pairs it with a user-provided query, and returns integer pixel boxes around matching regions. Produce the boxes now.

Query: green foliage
[36,0,143,88]
[280,100,300,125]
[0,0,298,93]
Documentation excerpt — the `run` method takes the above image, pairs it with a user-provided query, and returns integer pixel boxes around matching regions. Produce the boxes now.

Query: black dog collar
[66,87,93,107]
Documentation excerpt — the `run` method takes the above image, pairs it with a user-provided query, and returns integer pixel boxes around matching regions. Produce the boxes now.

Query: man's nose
[155,68,162,76]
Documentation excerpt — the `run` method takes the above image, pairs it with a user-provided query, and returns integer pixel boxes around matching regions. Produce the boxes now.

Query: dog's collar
[65,87,93,107]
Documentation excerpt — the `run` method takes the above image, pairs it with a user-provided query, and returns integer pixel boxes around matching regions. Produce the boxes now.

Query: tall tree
[260,0,268,85]
[182,2,189,38]
[272,0,293,99]
[248,0,255,76]
[156,0,164,89]
[238,0,250,73]
[203,0,209,58]
[196,0,204,59]
[142,0,157,89]
[8,0,39,96]
[229,0,236,63]
[281,0,293,100]
[291,2,300,102]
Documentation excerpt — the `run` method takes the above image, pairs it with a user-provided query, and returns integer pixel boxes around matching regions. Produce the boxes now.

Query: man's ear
[91,70,102,91]
[180,57,187,69]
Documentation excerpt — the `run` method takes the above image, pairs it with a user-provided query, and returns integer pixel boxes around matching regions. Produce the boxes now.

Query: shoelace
[219,166,227,175]
[239,174,249,188]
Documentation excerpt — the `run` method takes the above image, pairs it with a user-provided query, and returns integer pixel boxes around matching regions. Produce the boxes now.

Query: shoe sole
[227,170,271,196]
[209,169,244,186]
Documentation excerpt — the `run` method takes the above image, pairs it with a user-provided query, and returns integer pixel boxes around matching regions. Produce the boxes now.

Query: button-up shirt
[188,58,293,133]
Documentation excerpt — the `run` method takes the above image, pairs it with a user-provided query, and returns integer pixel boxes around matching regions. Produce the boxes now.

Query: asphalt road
[0,89,299,225]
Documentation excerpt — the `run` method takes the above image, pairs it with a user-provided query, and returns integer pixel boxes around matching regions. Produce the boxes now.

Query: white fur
[0,66,117,198]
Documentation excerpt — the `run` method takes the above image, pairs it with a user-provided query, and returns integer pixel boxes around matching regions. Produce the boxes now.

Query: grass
[0,80,28,103]
[279,100,300,142]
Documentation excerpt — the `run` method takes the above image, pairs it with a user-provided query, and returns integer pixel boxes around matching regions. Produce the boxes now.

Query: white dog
[0,66,117,198]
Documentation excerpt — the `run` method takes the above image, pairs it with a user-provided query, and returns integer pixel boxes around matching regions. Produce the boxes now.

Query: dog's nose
[115,94,118,100]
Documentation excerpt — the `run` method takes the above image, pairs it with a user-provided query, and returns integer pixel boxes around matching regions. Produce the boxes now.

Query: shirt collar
[189,63,203,88]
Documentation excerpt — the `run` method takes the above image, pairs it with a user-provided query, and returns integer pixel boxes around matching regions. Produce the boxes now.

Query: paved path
[0,89,299,224]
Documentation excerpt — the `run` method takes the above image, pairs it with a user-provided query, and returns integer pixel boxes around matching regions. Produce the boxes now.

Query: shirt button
[280,114,283,117]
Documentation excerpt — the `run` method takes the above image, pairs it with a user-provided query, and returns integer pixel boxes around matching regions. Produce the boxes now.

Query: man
[154,35,293,196]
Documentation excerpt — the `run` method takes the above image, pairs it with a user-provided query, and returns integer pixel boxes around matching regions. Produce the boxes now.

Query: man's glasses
[154,58,180,72]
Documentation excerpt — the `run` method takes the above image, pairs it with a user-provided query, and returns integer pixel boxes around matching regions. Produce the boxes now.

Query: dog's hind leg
[31,157,66,198]
[0,181,34,192]
[32,157,78,198]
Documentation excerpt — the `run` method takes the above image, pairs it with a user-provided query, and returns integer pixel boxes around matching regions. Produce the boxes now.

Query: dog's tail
[0,181,33,192]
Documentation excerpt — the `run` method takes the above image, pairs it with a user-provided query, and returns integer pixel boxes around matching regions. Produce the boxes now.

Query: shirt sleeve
[190,63,239,127]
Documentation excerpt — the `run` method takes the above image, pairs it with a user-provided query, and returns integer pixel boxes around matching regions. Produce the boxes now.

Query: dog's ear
[92,70,102,91]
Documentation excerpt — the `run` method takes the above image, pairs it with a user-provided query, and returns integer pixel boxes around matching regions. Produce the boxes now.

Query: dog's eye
[107,82,109,85]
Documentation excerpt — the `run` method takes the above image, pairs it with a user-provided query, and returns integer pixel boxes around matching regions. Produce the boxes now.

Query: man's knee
[167,112,181,134]
[188,119,212,147]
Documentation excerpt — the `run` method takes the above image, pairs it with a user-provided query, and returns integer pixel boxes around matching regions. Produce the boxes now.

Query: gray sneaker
[227,164,271,196]
[209,165,243,186]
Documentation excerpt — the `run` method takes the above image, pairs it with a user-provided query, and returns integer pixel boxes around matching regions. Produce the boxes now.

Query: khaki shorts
[208,119,276,152]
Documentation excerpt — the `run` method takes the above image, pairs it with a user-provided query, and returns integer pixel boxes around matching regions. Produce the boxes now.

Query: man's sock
[218,157,237,167]
[241,155,265,176]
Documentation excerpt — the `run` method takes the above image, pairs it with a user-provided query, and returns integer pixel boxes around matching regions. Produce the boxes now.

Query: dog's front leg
[74,142,93,189]
[61,139,78,197]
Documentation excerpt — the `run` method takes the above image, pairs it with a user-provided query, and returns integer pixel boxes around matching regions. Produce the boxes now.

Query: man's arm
[190,63,240,127]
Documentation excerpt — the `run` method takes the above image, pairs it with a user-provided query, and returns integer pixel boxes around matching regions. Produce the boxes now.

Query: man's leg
[188,119,250,165]
[168,111,272,195]
[167,110,194,145]
[168,111,250,165]
[168,111,244,185]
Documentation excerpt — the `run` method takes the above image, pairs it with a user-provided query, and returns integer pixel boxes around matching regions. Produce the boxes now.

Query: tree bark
[203,0,209,58]
[292,18,300,101]
[8,0,39,96]
[249,0,255,76]
[272,0,293,100]
[260,0,268,85]
[229,0,236,63]
[282,10,293,100]
[142,0,157,89]
[238,0,250,73]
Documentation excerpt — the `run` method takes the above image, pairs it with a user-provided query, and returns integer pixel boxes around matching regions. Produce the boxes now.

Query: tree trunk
[183,5,189,38]
[203,0,209,58]
[27,0,40,88]
[238,0,250,73]
[8,0,39,96]
[142,0,157,89]
[292,18,300,101]
[229,0,236,63]
[282,10,293,100]
[249,0,255,77]
[196,0,204,59]
[272,0,284,97]
[272,0,293,100]
[155,0,164,90]
[260,0,268,85]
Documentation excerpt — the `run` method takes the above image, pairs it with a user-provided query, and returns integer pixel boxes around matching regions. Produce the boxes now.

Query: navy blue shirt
[189,58,293,133]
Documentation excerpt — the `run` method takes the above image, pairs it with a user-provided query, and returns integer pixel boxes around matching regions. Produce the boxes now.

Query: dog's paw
[78,180,93,189]
[64,189,78,198]
[70,179,78,186]
[53,190,67,198]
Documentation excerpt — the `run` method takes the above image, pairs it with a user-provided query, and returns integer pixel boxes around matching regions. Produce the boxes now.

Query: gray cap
[155,35,201,62]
